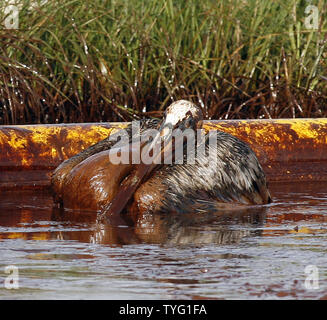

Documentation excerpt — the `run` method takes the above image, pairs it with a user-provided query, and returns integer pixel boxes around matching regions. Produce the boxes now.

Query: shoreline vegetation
[0,0,326,125]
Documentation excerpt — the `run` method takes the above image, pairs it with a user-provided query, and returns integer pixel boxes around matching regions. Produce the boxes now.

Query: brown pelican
[51,100,271,220]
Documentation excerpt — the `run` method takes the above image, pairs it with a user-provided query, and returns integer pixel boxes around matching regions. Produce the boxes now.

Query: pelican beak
[100,118,177,222]
[145,119,174,162]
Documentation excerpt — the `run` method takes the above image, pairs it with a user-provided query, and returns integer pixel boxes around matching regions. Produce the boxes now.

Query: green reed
[0,0,326,124]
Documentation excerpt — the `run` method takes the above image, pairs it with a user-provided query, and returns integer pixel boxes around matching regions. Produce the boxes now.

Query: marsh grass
[0,0,326,124]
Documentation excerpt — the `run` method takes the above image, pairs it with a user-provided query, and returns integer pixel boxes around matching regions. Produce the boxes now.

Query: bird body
[51,100,271,217]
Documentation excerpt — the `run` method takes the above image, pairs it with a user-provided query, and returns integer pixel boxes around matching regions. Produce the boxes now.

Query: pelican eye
[185,117,194,128]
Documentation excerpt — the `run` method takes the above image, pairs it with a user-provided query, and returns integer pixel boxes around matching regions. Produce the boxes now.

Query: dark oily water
[0,182,326,299]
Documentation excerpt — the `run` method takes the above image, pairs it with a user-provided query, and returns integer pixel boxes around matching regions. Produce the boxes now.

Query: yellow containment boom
[0,119,326,189]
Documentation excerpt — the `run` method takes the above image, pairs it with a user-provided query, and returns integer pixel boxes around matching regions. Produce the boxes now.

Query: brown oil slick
[0,181,326,299]
[0,119,327,299]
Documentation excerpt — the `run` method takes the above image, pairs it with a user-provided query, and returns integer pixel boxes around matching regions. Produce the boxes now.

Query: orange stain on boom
[0,118,327,189]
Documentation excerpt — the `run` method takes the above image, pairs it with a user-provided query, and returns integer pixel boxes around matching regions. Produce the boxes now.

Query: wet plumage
[51,100,271,216]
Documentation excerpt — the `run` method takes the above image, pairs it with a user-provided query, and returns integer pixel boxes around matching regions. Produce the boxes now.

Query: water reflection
[0,188,269,245]
[50,205,267,245]
[1,181,327,246]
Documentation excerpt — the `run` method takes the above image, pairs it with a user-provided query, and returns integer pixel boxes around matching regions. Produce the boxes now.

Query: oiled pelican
[51,100,271,219]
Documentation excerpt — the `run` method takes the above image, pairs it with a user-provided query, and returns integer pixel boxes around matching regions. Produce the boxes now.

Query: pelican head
[160,100,203,134]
